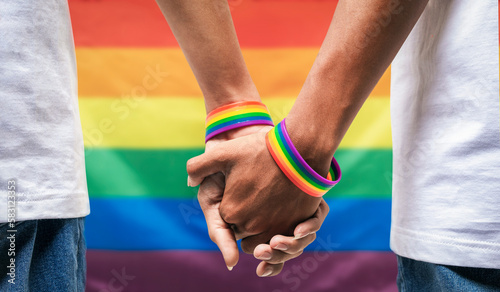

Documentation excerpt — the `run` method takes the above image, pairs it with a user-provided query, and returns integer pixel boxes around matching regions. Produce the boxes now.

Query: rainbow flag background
[70,0,397,291]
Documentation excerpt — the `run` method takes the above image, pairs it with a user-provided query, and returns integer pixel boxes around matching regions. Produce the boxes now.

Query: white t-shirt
[390,0,500,269]
[0,0,90,222]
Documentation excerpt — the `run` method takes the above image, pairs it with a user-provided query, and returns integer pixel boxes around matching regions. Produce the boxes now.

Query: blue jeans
[0,218,86,292]
[397,255,500,292]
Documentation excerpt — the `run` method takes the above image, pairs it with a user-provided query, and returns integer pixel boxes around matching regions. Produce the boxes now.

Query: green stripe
[273,126,327,190]
[85,148,393,199]
[329,165,338,180]
[206,112,271,130]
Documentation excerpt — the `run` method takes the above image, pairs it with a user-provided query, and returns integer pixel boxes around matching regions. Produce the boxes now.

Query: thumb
[209,218,240,270]
[198,175,239,270]
[186,145,233,187]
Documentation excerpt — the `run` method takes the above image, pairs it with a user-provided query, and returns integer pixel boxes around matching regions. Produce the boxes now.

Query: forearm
[156,0,259,113]
[287,0,428,172]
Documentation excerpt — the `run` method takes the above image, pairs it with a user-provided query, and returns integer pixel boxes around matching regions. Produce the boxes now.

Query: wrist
[265,120,341,197]
[205,100,274,144]
[283,116,337,177]
[206,124,273,150]
[203,82,261,114]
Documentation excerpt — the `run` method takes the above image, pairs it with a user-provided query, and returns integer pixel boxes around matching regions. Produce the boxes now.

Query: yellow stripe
[76,48,391,98]
[79,97,391,149]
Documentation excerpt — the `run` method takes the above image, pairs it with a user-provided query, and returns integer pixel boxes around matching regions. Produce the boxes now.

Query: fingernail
[294,232,310,240]
[187,176,194,187]
[227,266,233,271]
[274,244,288,251]
[257,252,272,261]
[260,269,273,277]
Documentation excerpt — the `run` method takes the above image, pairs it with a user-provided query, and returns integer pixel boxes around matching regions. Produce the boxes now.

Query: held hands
[195,170,329,276]
[187,126,329,276]
[253,199,329,276]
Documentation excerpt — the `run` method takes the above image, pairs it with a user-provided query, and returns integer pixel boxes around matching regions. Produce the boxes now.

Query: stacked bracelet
[205,101,274,143]
[266,119,341,197]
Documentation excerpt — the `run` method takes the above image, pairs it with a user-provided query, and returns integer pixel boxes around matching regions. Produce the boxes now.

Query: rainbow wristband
[205,101,274,143]
[265,119,341,197]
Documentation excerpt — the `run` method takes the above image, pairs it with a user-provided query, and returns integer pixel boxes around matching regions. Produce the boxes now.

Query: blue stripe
[85,198,391,251]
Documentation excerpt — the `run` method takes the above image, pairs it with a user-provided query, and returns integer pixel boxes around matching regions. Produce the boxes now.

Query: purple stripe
[205,119,275,143]
[281,119,341,185]
[331,154,342,181]
[86,250,397,292]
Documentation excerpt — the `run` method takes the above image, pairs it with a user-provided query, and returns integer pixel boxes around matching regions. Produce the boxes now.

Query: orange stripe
[76,48,391,98]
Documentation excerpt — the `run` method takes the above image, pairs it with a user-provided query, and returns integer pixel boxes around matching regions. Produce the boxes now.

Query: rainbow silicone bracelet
[205,101,274,143]
[265,119,341,197]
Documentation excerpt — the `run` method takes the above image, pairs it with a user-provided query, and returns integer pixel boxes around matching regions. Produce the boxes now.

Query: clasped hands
[187,125,329,277]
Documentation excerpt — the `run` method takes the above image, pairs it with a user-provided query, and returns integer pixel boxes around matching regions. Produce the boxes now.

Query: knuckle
[270,253,286,264]
[294,250,304,259]
[310,218,321,231]
[243,220,265,235]
[288,233,315,253]
[299,235,316,250]
[213,151,227,165]
[323,202,330,215]
[207,231,216,242]
[324,201,330,211]
[219,205,237,224]
[186,158,197,175]
[197,190,214,209]
[288,243,302,254]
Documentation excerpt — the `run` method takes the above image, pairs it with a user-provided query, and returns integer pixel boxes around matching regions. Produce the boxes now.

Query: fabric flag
[70,0,397,291]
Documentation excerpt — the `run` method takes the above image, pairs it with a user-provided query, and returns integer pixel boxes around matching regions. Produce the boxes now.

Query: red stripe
[69,0,338,48]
